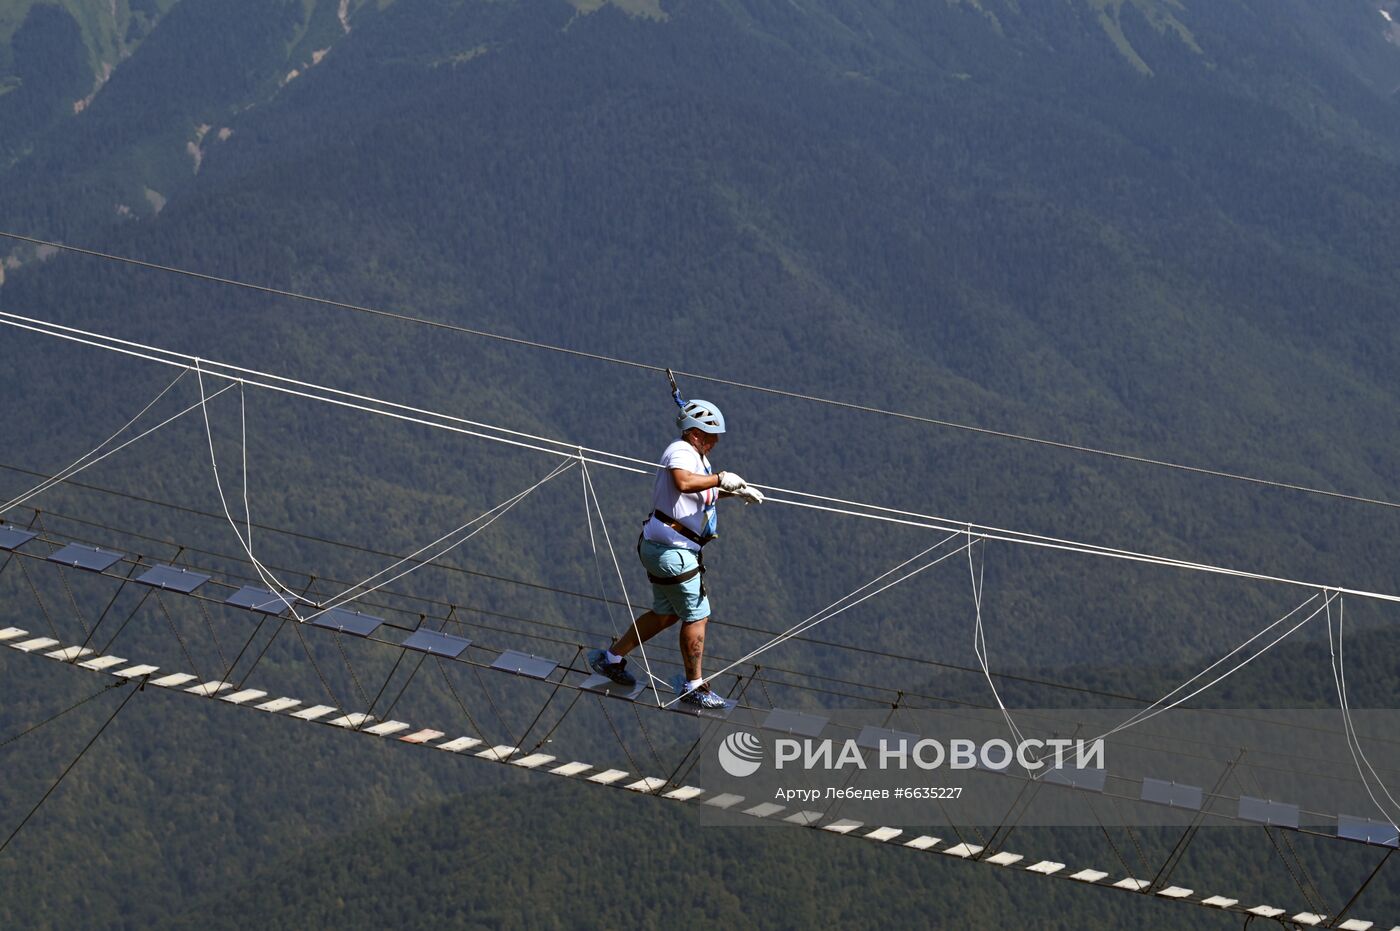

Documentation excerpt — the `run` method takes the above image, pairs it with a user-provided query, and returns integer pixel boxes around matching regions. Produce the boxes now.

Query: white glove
[731,485,765,505]
[717,471,747,493]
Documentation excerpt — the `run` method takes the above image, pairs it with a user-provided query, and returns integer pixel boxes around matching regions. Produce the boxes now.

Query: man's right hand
[717,471,748,492]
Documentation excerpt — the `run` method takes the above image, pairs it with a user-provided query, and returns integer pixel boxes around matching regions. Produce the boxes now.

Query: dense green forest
[3,0,1400,927]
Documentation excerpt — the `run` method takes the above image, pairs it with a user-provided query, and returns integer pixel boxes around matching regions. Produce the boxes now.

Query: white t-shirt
[642,438,717,551]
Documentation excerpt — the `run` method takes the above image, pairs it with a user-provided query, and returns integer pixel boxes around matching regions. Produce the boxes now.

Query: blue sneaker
[672,673,726,709]
[588,649,636,686]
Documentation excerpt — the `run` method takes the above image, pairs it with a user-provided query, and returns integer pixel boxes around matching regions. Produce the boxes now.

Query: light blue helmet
[677,399,725,435]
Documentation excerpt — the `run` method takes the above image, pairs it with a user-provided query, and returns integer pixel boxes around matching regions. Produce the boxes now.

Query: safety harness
[638,509,711,591]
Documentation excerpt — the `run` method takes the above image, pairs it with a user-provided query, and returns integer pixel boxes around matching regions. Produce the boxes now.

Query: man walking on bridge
[589,399,764,709]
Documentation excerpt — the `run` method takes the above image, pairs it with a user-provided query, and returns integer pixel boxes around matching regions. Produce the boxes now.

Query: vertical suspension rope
[968,530,1026,752]
[581,457,663,702]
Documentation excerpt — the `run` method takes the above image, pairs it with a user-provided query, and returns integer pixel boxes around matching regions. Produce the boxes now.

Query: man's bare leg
[611,611,678,657]
[679,617,708,683]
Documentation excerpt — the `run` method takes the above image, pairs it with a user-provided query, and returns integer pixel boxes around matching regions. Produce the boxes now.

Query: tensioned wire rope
[0,466,1285,712]
[1328,597,1400,837]
[12,337,1400,823]
[190,359,581,625]
[194,370,307,612]
[7,317,1400,804]
[655,531,979,708]
[10,369,980,716]
[11,505,1392,791]
[0,501,1340,751]
[0,540,1338,795]
[0,588,1383,929]
[4,343,1354,752]
[0,355,1366,873]
[991,577,1400,837]
[186,423,583,707]
[1018,593,1339,774]
[5,383,1394,907]
[0,376,238,518]
[0,343,580,633]
[0,366,189,516]
[0,361,584,723]
[586,476,1400,830]
[5,310,1400,607]
[15,514,1400,891]
[4,229,1399,513]
[13,309,1400,795]
[1,533,1384,841]
[5,523,1012,727]
[968,534,1028,750]
[21,486,1374,745]
[0,468,669,638]
[2,324,1310,616]
[580,459,664,704]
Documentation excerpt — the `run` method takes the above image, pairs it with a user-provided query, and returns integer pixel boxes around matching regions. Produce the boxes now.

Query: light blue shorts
[638,539,711,623]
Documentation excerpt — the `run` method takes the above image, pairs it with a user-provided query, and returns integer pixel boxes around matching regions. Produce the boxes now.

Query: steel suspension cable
[7,311,1400,607]
[5,229,1399,512]
[0,366,187,516]
[20,496,1400,771]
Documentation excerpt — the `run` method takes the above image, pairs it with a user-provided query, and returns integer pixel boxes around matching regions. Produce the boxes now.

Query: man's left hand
[731,486,765,505]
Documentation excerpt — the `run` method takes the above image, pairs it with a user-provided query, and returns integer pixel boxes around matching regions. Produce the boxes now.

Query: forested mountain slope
[2,1,1400,927]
